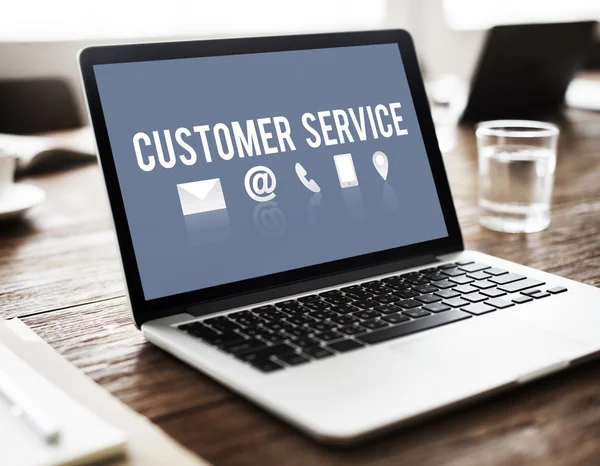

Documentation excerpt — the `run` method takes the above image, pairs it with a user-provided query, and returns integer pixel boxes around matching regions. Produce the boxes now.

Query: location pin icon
[372,151,389,180]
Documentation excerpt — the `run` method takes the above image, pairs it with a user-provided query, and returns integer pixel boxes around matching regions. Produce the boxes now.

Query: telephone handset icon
[295,163,321,194]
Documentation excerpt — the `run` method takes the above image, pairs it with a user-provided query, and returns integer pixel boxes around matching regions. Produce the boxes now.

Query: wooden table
[2,108,600,466]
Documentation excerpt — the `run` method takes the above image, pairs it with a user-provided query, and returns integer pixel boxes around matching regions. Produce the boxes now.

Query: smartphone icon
[333,153,358,188]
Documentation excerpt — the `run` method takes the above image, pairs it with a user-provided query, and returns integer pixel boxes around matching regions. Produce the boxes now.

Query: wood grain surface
[2,107,600,466]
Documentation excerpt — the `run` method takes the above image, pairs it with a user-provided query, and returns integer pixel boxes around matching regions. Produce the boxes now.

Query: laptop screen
[93,43,448,301]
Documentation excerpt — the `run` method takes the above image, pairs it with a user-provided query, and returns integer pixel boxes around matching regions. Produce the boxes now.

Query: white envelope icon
[177,178,227,216]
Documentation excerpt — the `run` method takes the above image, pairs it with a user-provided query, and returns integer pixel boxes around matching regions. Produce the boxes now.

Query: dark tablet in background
[460,21,598,123]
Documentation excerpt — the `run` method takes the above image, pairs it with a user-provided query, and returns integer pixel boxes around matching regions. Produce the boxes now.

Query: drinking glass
[476,120,559,233]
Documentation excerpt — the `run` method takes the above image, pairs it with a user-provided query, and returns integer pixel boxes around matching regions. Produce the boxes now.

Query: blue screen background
[94,44,448,300]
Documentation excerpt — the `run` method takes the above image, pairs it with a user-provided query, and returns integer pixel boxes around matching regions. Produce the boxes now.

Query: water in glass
[479,144,555,233]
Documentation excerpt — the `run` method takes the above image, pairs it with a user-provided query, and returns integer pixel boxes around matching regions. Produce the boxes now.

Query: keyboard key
[449,275,474,285]
[323,295,352,306]
[548,286,568,294]
[522,289,544,297]
[382,282,411,291]
[290,337,321,349]
[397,299,421,309]
[229,310,253,320]
[420,267,439,274]
[260,332,288,344]
[203,316,231,325]
[461,302,496,315]
[393,289,420,299]
[413,285,439,294]
[260,320,285,332]
[382,276,404,284]
[353,299,379,309]
[239,327,261,338]
[287,316,315,326]
[320,290,343,298]
[251,359,284,373]
[472,280,496,290]
[513,295,533,304]
[303,300,331,311]
[437,263,457,270]
[481,288,506,298]
[531,291,550,299]
[308,310,337,320]
[308,321,337,333]
[235,317,262,327]
[286,327,313,338]
[362,284,389,295]
[423,303,451,313]
[485,268,508,276]
[282,307,307,317]
[498,279,545,293]
[357,311,471,344]
[382,313,411,324]
[444,297,470,308]
[489,273,526,285]
[298,294,320,302]
[403,276,430,285]
[259,310,288,322]
[344,290,374,300]
[459,262,490,273]
[276,353,309,366]
[328,339,364,353]
[211,332,246,347]
[178,322,195,332]
[373,294,396,304]
[374,304,403,315]
[338,325,367,336]
[424,273,448,282]
[330,315,359,326]
[467,271,490,280]
[403,308,431,318]
[334,304,359,315]
[362,280,382,287]
[314,330,344,342]
[222,338,266,354]
[441,268,465,277]
[486,298,514,309]
[208,320,240,333]
[431,280,457,289]
[186,324,220,342]
[252,304,278,313]
[275,300,303,310]
[361,319,389,330]
[415,294,442,304]
[303,346,335,359]
[353,310,380,320]
[237,343,297,362]
[454,284,478,294]
[434,288,460,299]
[463,292,489,303]
[341,285,362,293]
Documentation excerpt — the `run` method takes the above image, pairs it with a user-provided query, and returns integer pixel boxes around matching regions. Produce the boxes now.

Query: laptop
[460,21,597,123]
[79,30,600,444]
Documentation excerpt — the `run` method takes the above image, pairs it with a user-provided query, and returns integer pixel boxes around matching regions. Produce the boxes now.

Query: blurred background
[1,0,599,127]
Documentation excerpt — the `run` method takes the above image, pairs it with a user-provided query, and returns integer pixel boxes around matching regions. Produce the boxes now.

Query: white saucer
[0,183,46,221]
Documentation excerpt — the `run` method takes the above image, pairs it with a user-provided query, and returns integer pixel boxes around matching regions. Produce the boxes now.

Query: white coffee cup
[0,150,16,201]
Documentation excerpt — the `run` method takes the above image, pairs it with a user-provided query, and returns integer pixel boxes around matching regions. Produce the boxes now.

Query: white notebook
[0,335,127,466]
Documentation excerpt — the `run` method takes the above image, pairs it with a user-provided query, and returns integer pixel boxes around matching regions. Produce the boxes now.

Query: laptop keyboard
[177,261,568,373]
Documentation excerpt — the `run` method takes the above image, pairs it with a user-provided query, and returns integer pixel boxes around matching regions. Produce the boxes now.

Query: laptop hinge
[186,254,439,318]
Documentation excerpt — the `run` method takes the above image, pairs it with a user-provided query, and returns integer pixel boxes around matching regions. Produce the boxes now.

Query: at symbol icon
[244,166,277,202]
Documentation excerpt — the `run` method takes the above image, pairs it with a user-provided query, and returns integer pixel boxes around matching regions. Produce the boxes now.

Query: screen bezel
[79,29,463,327]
